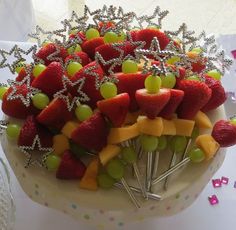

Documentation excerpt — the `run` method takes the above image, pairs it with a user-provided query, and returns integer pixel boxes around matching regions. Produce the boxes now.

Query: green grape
[46,154,61,171]
[100,82,117,99]
[106,158,124,180]
[187,75,200,81]
[70,141,87,158]
[42,40,50,47]
[69,28,79,35]
[85,28,100,40]
[188,148,205,163]
[140,135,159,152]
[33,64,46,77]
[75,104,93,121]
[157,136,167,151]
[144,75,162,94]
[32,93,50,110]
[6,123,21,140]
[121,146,137,164]
[191,47,203,54]
[122,59,138,74]
[67,44,82,54]
[161,73,176,89]
[191,126,199,139]
[14,61,25,74]
[170,136,187,154]
[166,56,180,65]
[97,173,116,189]
[206,69,222,80]
[147,25,159,30]
[117,32,126,42]
[66,61,82,77]
[104,31,118,44]
[0,86,8,100]
[230,117,236,126]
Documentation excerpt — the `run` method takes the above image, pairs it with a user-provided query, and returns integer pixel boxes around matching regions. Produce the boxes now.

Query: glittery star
[83,5,101,29]
[19,135,53,168]
[16,45,38,64]
[0,120,8,135]
[63,10,86,32]
[53,76,89,111]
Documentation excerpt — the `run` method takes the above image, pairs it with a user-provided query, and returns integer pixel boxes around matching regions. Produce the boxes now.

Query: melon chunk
[195,134,220,160]
[52,134,70,156]
[108,123,139,144]
[61,121,80,139]
[99,145,121,166]
[162,119,176,135]
[137,116,163,136]
[194,111,212,129]
[173,118,195,136]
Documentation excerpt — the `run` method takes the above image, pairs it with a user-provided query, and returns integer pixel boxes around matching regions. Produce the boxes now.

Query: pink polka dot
[99,210,104,214]
[150,206,155,210]
[109,217,114,221]
[44,202,49,207]
[166,206,171,211]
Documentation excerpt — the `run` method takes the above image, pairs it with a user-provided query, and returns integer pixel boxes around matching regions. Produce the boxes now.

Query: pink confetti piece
[231,50,236,59]
[208,195,219,205]
[234,181,236,188]
[221,176,229,185]
[212,179,222,188]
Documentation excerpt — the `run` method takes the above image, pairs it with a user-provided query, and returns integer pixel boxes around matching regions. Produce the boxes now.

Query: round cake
[0,4,235,229]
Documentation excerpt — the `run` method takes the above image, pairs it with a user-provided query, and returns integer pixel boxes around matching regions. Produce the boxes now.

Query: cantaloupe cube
[99,145,121,166]
[195,134,220,160]
[137,116,163,136]
[61,121,80,138]
[79,158,99,191]
[162,119,176,135]
[173,119,195,136]
[194,111,212,129]
[108,123,139,144]
[52,134,70,156]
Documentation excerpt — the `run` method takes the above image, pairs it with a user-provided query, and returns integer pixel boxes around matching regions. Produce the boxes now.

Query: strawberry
[71,112,109,151]
[97,93,130,127]
[212,120,236,147]
[176,80,212,119]
[201,75,226,112]
[56,150,86,179]
[37,98,73,130]
[65,51,91,67]
[35,43,68,66]
[159,89,184,119]
[69,31,86,41]
[135,88,171,119]
[187,51,206,73]
[71,61,104,108]
[15,67,34,83]
[31,62,64,97]
[116,72,148,111]
[135,28,170,50]
[81,37,105,59]
[18,115,53,148]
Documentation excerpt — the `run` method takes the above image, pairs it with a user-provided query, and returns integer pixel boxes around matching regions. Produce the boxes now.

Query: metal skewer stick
[146,151,153,192]
[152,150,160,179]
[181,138,192,160]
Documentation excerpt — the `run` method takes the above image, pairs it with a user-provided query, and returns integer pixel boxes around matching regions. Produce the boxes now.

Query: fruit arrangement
[0,5,235,208]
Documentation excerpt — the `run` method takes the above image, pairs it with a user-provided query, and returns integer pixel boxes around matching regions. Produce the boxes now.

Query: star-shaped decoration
[53,76,89,111]
[7,66,40,107]
[83,5,102,29]
[16,45,38,64]
[129,12,144,30]
[19,135,53,168]
[0,120,8,135]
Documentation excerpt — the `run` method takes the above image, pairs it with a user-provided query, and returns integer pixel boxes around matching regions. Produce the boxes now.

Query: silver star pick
[0,120,8,135]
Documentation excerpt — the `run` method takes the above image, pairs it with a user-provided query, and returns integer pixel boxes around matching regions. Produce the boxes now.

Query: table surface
[1,0,236,229]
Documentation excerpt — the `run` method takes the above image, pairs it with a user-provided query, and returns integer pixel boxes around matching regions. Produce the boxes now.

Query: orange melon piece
[194,111,212,129]
[195,134,220,160]
[99,145,121,166]
[173,118,195,136]
[61,121,80,139]
[137,116,163,136]
[52,134,70,156]
[162,119,176,135]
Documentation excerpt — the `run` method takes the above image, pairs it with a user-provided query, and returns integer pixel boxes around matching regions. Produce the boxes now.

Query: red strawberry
[81,37,105,59]
[65,51,91,67]
[187,51,206,73]
[56,150,86,179]
[97,93,130,127]
[37,98,73,130]
[35,43,68,66]
[15,67,34,83]
[18,115,53,148]
[116,72,148,111]
[31,62,64,97]
[71,112,109,151]
[135,88,171,119]
[69,31,86,41]
[159,89,184,119]
[212,120,236,147]
[201,76,226,112]
[2,84,34,119]
[135,29,170,50]
[71,61,104,108]
[176,80,212,119]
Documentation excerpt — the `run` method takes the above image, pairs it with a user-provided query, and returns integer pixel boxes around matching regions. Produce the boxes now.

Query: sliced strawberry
[212,120,236,147]
[97,93,130,127]
[18,115,53,148]
[71,112,109,151]
[201,75,226,112]
[135,88,171,119]
[31,62,64,98]
[15,67,34,83]
[56,150,86,179]
[65,51,90,67]
[176,80,212,119]
[81,37,105,59]
[69,31,86,41]
[159,89,184,119]
[35,43,68,66]
[116,72,148,111]
[37,98,73,130]
[135,29,170,50]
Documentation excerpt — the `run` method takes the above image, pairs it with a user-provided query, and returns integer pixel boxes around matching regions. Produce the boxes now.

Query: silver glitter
[0,120,8,135]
